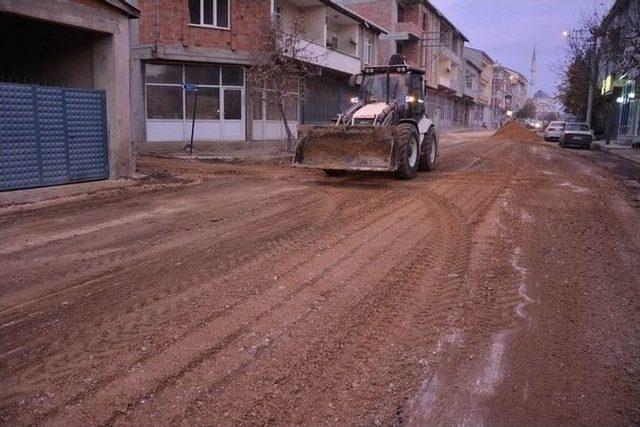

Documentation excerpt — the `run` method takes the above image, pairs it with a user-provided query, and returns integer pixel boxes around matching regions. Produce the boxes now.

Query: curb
[592,141,640,166]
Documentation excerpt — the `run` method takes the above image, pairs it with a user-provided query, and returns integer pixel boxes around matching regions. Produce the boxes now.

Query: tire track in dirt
[1,188,416,424]
[168,141,520,425]
[37,197,431,425]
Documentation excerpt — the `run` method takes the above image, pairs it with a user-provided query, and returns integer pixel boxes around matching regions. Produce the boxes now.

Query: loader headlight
[405,95,417,103]
[350,96,360,104]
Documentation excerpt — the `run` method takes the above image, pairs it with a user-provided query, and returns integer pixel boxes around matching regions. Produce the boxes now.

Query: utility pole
[586,32,598,126]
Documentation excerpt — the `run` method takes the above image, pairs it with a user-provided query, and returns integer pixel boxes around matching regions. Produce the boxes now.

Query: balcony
[277,0,364,75]
[395,21,421,40]
[289,37,362,75]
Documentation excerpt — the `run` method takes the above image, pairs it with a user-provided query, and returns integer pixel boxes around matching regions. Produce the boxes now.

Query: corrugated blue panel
[36,87,69,186]
[0,84,41,190]
[0,83,109,191]
[65,90,109,182]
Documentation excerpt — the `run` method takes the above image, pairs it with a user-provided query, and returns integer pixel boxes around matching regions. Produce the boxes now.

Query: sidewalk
[137,140,288,162]
[592,140,640,165]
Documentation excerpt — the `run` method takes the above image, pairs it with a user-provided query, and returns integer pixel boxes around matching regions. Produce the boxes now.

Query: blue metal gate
[1,83,109,191]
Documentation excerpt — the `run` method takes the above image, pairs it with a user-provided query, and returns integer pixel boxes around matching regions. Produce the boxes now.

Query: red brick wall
[340,0,393,30]
[137,0,271,53]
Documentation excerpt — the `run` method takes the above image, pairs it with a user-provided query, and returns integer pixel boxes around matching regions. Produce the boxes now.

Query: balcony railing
[287,36,362,75]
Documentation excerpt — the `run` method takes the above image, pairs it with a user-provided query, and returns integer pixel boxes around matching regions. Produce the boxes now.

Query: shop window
[189,0,230,29]
[146,86,183,119]
[186,87,220,119]
[285,94,298,121]
[222,66,244,86]
[266,92,281,121]
[251,91,263,120]
[224,89,242,119]
[145,63,182,84]
[185,64,220,85]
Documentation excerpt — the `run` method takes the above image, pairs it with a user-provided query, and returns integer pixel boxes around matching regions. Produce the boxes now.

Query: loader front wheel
[418,128,438,171]
[393,124,419,179]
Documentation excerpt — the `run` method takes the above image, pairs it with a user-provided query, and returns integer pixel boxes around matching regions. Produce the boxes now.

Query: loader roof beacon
[293,55,438,179]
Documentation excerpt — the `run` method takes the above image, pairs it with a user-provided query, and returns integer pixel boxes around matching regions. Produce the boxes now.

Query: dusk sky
[430,0,613,98]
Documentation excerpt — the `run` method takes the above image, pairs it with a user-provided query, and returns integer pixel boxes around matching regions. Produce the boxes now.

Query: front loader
[293,55,439,179]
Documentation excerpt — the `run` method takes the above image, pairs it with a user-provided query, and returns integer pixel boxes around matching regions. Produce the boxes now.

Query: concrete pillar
[93,17,134,178]
[129,58,146,150]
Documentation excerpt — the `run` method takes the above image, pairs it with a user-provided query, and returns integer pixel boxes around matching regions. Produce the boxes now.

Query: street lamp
[562,30,570,38]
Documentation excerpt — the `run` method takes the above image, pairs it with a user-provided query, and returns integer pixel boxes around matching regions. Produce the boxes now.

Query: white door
[221,88,244,141]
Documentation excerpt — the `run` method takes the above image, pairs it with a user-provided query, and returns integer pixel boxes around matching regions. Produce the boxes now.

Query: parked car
[544,121,566,141]
[559,122,594,149]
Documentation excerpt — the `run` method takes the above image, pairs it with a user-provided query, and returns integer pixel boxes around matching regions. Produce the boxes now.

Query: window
[188,0,230,29]
[224,89,242,119]
[146,86,183,119]
[251,91,263,120]
[364,36,373,64]
[266,92,281,121]
[185,65,220,85]
[145,64,182,84]
[274,5,282,27]
[145,64,244,121]
[222,66,244,86]
[466,72,474,90]
[186,87,220,119]
[397,4,406,22]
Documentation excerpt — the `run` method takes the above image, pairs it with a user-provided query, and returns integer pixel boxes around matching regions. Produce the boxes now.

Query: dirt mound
[494,121,540,142]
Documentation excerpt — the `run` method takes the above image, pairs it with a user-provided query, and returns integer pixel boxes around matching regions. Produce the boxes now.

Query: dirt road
[2,131,639,425]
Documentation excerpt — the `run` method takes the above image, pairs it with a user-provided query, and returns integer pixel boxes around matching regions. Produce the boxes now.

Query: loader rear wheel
[418,128,438,171]
[323,169,347,177]
[393,124,419,180]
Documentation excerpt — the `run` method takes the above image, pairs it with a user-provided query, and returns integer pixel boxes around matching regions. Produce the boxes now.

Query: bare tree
[248,15,321,150]
[556,9,606,122]
[599,0,640,72]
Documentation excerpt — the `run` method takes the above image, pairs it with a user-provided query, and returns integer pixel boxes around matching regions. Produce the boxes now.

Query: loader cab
[353,65,426,121]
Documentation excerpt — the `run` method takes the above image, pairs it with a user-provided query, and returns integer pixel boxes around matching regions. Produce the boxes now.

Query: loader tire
[393,124,419,180]
[418,128,438,171]
[323,169,347,177]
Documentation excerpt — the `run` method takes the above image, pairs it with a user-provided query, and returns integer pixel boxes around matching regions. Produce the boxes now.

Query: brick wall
[137,0,271,54]
[339,0,393,30]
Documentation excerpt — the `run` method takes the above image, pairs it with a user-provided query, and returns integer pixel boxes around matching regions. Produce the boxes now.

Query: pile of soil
[494,121,540,142]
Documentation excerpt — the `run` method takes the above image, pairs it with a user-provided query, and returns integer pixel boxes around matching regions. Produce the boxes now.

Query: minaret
[530,46,537,94]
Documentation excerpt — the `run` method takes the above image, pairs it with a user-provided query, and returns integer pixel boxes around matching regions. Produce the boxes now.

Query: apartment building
[464,47,494,127]
[492,64,527,124]
[462,58,481,126]
[130,0,385,148]
[596,0,639,144]
[336,0,470,129]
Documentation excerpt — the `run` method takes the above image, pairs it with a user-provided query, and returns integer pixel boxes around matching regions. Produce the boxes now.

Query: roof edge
[321,0,389,34]
[423,0,469,42]
[104,0,140,18]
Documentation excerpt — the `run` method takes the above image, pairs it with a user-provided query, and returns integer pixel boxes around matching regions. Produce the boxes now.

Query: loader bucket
[293,125,395,171]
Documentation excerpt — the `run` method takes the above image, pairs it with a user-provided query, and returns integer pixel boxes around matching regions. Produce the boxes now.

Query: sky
[429,0,613,97]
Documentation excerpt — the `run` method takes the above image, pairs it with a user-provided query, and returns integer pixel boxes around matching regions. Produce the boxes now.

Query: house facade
[464,47,494,127]
[336,0,471,129]
[492,64,527,124]
[130,0,385,149]
[596,0,639,145]
[463,58,481,126]
[0,0,139,191]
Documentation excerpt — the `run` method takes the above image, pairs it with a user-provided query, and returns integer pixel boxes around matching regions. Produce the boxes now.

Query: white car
[544,121,566,141]
[559,122,594,149]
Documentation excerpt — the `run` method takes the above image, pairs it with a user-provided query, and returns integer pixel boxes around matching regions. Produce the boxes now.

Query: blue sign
[182,83,199,92]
